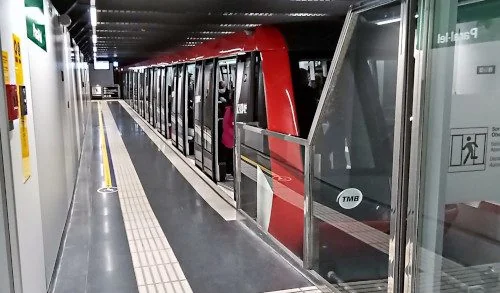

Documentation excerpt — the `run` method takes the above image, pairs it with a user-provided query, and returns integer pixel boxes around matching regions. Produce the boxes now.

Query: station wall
[89,63,115,87]
[0,0,91,292]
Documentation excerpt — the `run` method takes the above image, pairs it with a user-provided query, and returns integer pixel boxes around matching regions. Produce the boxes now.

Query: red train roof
[129,26,288,68]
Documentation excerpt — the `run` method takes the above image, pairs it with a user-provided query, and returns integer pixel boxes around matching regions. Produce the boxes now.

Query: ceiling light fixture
[187,37,215,41]
[90,6,97,27]
[375,17,401,25]
[219,24,259,28]
[286,13,329,17]
[196,31,233,35]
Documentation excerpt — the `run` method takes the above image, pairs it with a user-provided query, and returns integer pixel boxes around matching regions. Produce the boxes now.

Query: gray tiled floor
[52,104,138,293]
[51,101,313,293]
[108,101,311,293]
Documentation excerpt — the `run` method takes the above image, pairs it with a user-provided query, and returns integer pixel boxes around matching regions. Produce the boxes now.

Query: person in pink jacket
[221,96,234,175]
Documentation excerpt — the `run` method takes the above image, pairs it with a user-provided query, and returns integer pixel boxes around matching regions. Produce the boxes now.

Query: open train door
[176,64,186,153]
[170,66,179,148]
[202,60,216,179]
[194,61,204,169]
[185,64,196,156]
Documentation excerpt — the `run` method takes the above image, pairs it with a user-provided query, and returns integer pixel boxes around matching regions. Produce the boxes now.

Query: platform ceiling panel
[52,0,354,65]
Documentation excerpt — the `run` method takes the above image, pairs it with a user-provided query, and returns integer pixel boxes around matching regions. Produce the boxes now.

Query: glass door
[155,68,160,131]
[160,68,167,137]
[148,68,154,125]
[185,64,196,156]
[215,58,237,182]
[202,60,215,179]
[307,1,410,291]
[170,66,179,147]
[176,65,186,153]
[155,68,161,132]
[166,67,174,140]
[194,62,204,169]
[406,0,500,292]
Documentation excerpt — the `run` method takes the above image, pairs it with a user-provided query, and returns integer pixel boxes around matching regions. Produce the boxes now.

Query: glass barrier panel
[310,1,401,289]
[414,0,500,292]
[238,126,306,259]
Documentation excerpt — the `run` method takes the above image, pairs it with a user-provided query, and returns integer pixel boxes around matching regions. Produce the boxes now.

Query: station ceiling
[52,0,355,66]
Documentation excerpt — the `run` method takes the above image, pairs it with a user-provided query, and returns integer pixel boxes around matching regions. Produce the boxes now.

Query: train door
[176,64,186,153]
[144,69,150,121]
[166,67,174,140]
[202,60,215,178]
[185,64,196,156]
[194,62,204,169]
[235,53,266,203]
[140,70,145,118]
[151,68,156,127]
[170,66,179,147]
[151,68,156,128]
[138,71,144,117]
[160,68,167,137]
[234,52,266,126]
[148,68,155,125]
[143,69,148,120]
[132,71,137,111]
[134,71,137,112]
[155,68,162,132]
[215,58,237,184]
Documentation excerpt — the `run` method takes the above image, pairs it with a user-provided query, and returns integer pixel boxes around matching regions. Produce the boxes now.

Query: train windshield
[291,59,331,138]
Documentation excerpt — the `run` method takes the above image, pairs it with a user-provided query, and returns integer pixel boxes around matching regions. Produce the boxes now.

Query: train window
[292,59,331,138]
[235,53,266,128]
[310,1,401,284]
[255,55,266,129]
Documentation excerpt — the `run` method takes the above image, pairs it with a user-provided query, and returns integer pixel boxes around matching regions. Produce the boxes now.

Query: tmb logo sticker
[336,188,363,210]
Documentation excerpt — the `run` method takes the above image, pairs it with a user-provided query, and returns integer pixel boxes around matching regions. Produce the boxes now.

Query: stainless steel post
[303,144,316,269]
[234,123,243,210]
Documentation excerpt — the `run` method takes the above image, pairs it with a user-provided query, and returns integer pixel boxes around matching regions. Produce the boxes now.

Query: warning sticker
[449,127,488,173]
[2,51,9,84]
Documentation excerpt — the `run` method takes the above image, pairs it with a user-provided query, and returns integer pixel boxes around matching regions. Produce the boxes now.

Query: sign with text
[25,0,47,51]
[103,86,120,99]
[13,34,31,182]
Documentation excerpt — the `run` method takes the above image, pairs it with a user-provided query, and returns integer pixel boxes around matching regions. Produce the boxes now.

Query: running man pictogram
[449,127,488,173]
[462,136,479,164]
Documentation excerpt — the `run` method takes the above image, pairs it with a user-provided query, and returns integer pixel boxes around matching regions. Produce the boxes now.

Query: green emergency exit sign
[25,0,46,51]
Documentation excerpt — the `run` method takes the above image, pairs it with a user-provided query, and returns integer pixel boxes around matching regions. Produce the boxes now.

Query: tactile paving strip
[101,102,192,293]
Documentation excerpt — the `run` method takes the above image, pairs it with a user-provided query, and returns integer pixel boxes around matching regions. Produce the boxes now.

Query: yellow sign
[13,35,24,85]
[1,51,9,84]
[12,34,31,182]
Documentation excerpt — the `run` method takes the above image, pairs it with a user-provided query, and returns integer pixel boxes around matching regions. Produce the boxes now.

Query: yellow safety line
[98,102,113,188]
[241,155,274,177]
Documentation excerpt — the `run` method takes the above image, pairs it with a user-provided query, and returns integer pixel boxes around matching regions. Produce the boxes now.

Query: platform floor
[50,100,321,293]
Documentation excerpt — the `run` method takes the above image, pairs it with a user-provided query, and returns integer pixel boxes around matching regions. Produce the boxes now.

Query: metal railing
[235,122,316,269]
